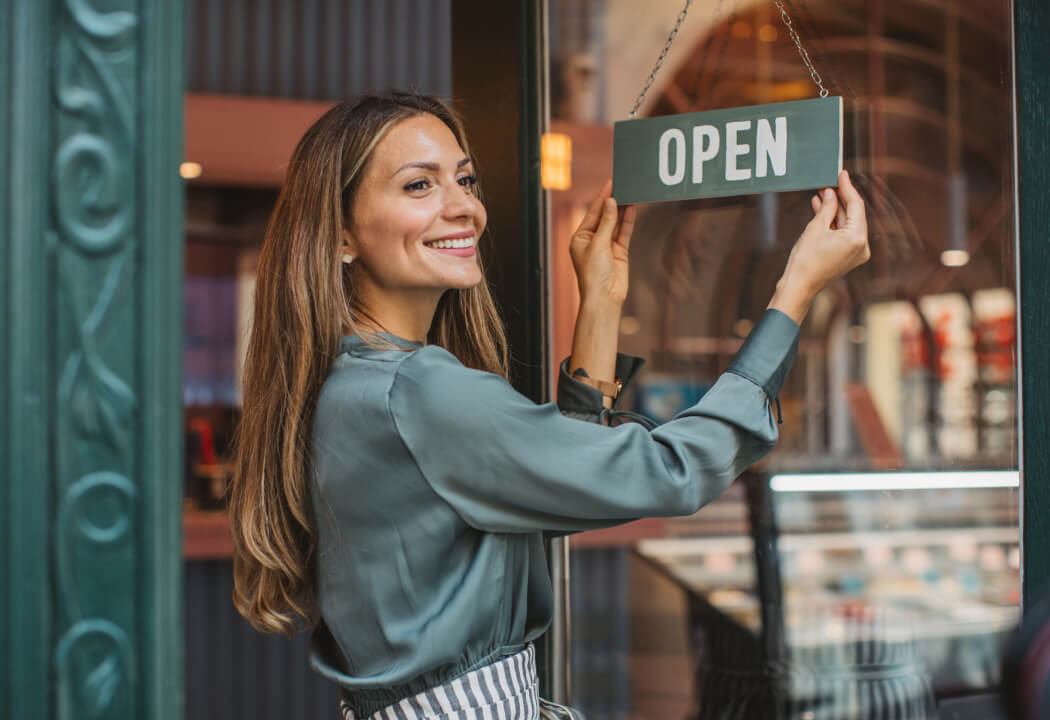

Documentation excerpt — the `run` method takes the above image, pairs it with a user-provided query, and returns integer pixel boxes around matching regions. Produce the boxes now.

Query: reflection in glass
[551,1,1018,718]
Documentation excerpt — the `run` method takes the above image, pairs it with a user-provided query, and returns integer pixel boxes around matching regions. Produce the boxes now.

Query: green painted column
[1015,0,1050,611]
[1,1,184,718]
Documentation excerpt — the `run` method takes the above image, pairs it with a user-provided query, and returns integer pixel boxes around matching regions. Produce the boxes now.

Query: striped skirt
[338,645,583,720]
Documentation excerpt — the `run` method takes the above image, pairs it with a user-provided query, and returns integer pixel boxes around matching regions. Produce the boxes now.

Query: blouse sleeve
[388,309,799,534]
[554,352,646,423]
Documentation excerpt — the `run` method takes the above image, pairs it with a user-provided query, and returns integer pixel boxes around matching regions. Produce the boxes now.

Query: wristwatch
[571,367,623,403]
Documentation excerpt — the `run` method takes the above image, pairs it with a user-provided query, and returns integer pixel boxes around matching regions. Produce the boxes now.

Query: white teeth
[426,237,475,249]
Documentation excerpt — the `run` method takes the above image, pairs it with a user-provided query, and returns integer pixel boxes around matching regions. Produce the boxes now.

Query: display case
[635,473,1017,716]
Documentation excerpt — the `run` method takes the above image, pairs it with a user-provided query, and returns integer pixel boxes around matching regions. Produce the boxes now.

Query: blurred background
[178,2,1019,718]
[9,0,1034,718]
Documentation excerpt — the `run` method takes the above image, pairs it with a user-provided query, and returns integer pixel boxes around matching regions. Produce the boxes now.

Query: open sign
[612,97,843,204]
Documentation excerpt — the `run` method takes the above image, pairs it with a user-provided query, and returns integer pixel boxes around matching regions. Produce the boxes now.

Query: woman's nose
[442,188,477,220]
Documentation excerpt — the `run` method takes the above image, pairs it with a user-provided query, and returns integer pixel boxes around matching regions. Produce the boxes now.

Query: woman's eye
[458,174,478,189]
[404,179,430,192]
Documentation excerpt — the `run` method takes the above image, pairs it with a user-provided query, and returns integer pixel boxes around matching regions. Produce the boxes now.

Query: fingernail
[824,188,834,199]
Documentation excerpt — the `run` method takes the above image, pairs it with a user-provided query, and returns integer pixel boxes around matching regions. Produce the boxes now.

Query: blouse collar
[338,332,424,356]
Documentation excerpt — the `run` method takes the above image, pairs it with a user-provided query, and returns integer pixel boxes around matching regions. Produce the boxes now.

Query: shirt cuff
[726,309,800,400]
[556,353,645,415]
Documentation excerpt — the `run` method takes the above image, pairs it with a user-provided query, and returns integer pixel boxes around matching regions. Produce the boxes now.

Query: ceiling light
[540,133,571,190]
[941,249,970,267]
[770,471,1019,492]
[758,24,778,43]
[180,162,203,179]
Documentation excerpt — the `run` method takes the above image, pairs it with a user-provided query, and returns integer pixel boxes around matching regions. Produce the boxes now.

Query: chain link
[629,0,695,118]
[628,0,829,120]
[773,0,829,98]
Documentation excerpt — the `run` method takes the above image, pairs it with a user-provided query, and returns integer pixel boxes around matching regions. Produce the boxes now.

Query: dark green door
[2,1,184,718]
[1016,0,1050,611]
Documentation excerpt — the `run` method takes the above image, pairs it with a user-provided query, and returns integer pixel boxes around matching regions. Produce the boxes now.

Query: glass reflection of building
[550,2,1019,718]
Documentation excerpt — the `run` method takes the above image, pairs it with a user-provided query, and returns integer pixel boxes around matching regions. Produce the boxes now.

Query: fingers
[837,169,866,230]
[592,197,619,248]
[574,179,613,235]
[812,187,838,229]
[615,204,637,253]
[811,193,822,216]
[836,198,848,229]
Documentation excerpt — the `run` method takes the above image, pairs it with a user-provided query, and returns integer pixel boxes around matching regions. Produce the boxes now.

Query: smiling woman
[227,91,867,720]
[341,113,487,341]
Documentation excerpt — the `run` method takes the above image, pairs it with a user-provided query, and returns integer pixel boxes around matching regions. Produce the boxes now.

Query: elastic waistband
[340,645,538,719]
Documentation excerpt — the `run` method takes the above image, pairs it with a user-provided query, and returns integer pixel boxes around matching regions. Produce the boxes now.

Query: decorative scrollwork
[53,133,132,256]
[58,250,137,454]
[51,0,142,715]
[64,0,138,45]
[56,472,138,621]
[54,619,136,718]
[52,0,137,258]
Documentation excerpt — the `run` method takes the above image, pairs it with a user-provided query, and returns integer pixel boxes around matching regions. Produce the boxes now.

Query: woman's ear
[341,228,357,265]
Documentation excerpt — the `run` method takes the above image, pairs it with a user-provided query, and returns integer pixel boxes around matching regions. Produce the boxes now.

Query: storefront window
[549,1,1019,717]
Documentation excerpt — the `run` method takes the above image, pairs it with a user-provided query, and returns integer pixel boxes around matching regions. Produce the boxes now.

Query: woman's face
[345,113,487,299]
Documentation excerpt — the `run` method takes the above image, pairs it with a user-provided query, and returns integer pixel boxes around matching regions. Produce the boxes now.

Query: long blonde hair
[230,93,508,635]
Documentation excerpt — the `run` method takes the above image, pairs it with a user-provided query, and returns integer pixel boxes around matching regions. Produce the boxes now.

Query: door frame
[1013,0,1050,610]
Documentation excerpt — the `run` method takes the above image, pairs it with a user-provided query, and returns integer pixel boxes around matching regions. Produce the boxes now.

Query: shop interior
[179,1,1019,718]
[548,1,1019,718]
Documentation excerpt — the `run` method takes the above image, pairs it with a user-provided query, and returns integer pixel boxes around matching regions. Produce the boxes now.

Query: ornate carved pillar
[2,1,184,718]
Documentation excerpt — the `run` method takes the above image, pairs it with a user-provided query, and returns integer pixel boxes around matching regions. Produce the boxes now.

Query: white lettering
[691,125,720,184]
[756,116,788,178]
[725,121,752,181]
[658,128,687,185]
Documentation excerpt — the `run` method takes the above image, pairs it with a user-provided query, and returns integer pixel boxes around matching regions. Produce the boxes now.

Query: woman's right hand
[769,169,870,324]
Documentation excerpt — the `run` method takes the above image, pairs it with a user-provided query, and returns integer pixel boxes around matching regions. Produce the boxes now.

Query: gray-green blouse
[308,308,800,717]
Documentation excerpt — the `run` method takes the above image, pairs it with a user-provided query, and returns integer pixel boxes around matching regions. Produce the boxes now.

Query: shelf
[183,510,234,560]
[184,93,335,187]
[637,526,1019,559]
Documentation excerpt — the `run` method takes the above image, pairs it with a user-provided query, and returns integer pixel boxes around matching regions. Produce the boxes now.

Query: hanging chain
[629,0,695,118]
[628,0,829,120]
[773,0,829,98]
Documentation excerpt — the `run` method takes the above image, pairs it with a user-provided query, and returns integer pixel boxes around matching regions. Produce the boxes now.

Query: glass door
[546,1,1020,717]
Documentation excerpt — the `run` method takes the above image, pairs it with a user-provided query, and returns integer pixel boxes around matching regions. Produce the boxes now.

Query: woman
[229,92,869,719]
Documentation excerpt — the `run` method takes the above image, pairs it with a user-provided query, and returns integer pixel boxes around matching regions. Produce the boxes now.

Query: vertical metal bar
[452,0,555,697]
[1013,0,1050,612]
[536,0,570,705]
[370,0,387,93]
[0,4,8,715]
[324,0,342,100]
[434,0,453,97]
[4,1,51,718]
[139,0,186,717]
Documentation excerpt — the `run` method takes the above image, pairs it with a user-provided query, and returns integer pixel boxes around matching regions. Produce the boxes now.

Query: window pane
[549,2,1018,717]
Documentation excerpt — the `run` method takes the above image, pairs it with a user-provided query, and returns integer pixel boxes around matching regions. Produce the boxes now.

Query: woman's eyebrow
[392,157,472,178]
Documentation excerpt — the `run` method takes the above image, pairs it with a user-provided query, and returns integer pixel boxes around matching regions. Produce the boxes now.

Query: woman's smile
[423,230,477,257]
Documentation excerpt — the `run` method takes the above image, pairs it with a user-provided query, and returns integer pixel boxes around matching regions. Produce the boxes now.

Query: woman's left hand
[569,179,636,308]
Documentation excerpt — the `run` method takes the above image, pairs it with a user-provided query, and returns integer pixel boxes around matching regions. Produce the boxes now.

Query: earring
[342,253,354,265]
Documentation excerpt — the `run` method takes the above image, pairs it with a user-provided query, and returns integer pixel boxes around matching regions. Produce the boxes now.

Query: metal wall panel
[185,0,452,100]
[185,560,340,720]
